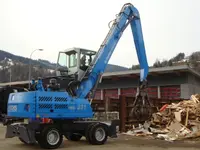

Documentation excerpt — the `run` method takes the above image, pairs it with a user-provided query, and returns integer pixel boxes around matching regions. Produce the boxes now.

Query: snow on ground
[7,58,14,65]
[0,57,15,71]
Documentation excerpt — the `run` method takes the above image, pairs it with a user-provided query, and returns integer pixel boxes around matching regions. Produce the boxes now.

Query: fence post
[119,95,126,132]
[104,97,110,120]
[105,97,111,111]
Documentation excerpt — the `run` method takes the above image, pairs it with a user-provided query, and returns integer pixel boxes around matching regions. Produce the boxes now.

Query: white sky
[0,0,200,68]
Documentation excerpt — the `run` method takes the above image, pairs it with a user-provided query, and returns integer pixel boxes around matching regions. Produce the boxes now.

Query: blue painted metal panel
[7,92,36,118]
[7,91,93,119]
[35,91,93,118]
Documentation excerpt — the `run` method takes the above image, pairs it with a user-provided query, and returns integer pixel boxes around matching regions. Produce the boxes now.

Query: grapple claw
[130,80,153,121]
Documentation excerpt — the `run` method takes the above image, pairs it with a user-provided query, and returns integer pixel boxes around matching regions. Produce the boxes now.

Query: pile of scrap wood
[125,94,200,141]
[93,111,119,121]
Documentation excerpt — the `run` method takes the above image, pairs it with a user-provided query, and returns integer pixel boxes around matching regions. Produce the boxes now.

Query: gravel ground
[0,124,200,150]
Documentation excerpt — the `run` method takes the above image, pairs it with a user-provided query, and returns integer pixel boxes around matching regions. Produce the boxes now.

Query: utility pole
[28,49,43,89]
[8,67,12,86]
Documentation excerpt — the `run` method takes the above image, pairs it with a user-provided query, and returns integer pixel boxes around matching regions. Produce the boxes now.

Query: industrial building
[95,65,200,100]
[0,65,199,100]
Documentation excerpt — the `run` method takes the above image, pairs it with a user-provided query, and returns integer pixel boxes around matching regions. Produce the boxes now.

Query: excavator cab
[56,47,96,80]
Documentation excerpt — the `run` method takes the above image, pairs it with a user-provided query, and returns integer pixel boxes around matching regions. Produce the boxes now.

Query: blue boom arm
[76,3,149,98]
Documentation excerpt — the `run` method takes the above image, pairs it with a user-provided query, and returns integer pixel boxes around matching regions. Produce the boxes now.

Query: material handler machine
[5,3,151,149]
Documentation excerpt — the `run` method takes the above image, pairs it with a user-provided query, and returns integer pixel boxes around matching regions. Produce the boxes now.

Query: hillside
[1,49,199,83]
[152,51,200,71]
[0,50,128,83]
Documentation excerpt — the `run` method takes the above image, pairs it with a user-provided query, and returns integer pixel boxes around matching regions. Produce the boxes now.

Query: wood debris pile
[151,94,200,129]
[125,94,200,141]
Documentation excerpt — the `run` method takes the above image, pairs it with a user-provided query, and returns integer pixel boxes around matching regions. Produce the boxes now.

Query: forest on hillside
[131,51,200,72]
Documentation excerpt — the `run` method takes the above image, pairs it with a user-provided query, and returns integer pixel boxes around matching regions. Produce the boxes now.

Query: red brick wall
[121,88,137,96]
[147,87,158,98]
[94,85,181,100]
[104,89,118,99]
[160,85,180,99]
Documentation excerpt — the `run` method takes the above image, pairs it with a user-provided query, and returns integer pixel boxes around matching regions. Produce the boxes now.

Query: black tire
[85,123,95,144]
[88,123,108,145]
[37,125,63,149]
[65,133,82,141]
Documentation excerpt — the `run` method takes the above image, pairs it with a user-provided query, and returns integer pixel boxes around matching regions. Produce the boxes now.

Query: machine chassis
[5,118,119,149]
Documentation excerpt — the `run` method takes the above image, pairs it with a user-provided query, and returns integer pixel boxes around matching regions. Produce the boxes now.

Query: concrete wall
[180,84,194,99]
[180,72,200,99]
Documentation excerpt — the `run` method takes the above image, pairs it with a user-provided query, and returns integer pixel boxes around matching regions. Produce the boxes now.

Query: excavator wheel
[85,123,95,143]
[37,125,63,149]
[87,123,108,145]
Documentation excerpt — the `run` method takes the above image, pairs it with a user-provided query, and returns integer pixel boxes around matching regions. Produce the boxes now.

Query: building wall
[180,72,200,99]
[94,72,189,100]
[2,70,198,100]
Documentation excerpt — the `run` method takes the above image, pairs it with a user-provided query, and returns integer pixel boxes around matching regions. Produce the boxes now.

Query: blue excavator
[5,3,151,149]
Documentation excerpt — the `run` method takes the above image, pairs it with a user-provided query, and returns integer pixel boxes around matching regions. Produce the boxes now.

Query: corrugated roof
[0,65,199,86]
[103,64,196,77]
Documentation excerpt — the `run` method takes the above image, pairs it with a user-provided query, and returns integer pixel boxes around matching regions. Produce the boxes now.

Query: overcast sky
[0,0,200,68]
